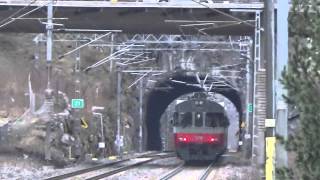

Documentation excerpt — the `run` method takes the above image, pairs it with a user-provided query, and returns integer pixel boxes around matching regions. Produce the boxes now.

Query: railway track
[46,151,174,180]
[159,162,186,180]
[199,161,216,180]
[159,161,217,180]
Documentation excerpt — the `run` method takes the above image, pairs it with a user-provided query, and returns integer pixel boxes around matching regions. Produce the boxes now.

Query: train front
[172,93,229,161]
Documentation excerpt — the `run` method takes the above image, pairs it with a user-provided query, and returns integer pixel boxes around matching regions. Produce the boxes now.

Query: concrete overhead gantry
[0,0,263,35]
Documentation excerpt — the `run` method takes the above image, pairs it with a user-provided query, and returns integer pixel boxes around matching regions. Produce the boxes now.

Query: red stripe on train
[174,133,224,145]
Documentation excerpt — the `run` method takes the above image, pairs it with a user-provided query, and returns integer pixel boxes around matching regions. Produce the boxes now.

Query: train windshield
[195,112,203,127]
[180,112,192,127]
[205,113,222,128]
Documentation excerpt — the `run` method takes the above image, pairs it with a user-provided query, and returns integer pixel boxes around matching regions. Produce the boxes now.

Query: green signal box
[248,103,253,113]
[71,99,85,109]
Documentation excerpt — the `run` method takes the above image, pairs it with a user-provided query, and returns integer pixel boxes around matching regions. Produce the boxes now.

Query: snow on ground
[108,157,182,180]
[208,165,259,180]
[108,156,259,180]
[0,151,166,179]
[0,152,259,180]
[0,153,85,180]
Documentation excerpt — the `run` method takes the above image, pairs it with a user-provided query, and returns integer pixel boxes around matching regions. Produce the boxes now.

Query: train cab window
[219,116,230,127]
[205,113,219,128]
[172,112,178,125]
[195,112,203,127]
[180,112,192,127]
[213,114,229,127]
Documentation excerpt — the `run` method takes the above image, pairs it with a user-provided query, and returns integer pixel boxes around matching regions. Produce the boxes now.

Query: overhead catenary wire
[58,32,112,59]
[84,50,129,71]
[183,6,212,36]
[55,28,122,33]
[37,1,250,90]
[121,58,156,66]
[122,53,145,63]
[0,0,37,25]
[164,7,210,36]
[127,69,153,89]
[160,1,255,36]
[84,44,136,71]
[158,4,251,53]
[190,0,255,27]
[157,2,204,37]
[0,0,53,29]
[211,63,245,69]
[198,20,254,34]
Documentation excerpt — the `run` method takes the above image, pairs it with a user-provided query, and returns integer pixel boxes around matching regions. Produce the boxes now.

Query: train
[172,92,229,161]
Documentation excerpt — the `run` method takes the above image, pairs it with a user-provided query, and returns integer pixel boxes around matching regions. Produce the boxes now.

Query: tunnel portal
[145,71,243,150]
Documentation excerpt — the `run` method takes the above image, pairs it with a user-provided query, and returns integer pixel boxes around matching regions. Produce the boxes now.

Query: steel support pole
[265,0,276,179]
[110,33,114,71]
[244,37,252,158]
[255,12,262,71]
[275,0,289,167]
[75,40,81,99]
[100,114,104,147]
[73,41,82,158]
[139,79,143,152]
[245,56,250,132]
[265,0,275,121]
[169,53,173,71]
[98,113,105,157]
[46,0,53,92]
[33,35,40,68]
[116,66,122,157]
[44,0,53,161]
[252,10,261,164]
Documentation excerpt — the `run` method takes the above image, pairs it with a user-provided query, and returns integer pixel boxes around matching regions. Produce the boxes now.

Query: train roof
[175,98,225,113]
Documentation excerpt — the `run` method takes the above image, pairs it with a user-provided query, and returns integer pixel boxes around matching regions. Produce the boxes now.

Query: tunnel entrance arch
[145,71,243,150]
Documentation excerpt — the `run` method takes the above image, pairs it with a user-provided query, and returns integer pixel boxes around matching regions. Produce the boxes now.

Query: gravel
[0,153,85,180]
[0,152,259,180]
[108,157,182,180]
[207,165,258,180]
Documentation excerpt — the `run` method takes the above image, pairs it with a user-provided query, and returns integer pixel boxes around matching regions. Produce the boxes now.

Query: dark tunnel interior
[145,72,243,150]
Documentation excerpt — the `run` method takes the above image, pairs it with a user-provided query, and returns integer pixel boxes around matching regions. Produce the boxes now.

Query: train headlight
[178,137,187,142]
[195,101,203,106]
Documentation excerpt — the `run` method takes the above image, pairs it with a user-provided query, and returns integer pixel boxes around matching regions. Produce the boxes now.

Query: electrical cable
[0,0,37,25]
[0,0,52,29]
[190,0,255,27]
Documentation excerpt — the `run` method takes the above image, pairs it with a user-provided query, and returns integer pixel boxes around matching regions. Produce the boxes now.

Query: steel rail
[199,161,216,180]
[86,153,175,180]
[45,159,128,180]
[85,158,155,180]
[159,162,186,180]
[45,151,163,180]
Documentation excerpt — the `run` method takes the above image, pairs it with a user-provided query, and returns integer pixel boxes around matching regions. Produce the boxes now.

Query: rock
[42,165,54,171]
[0,110,8,118]
[61,133,75,145]
[23,154,29,159]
